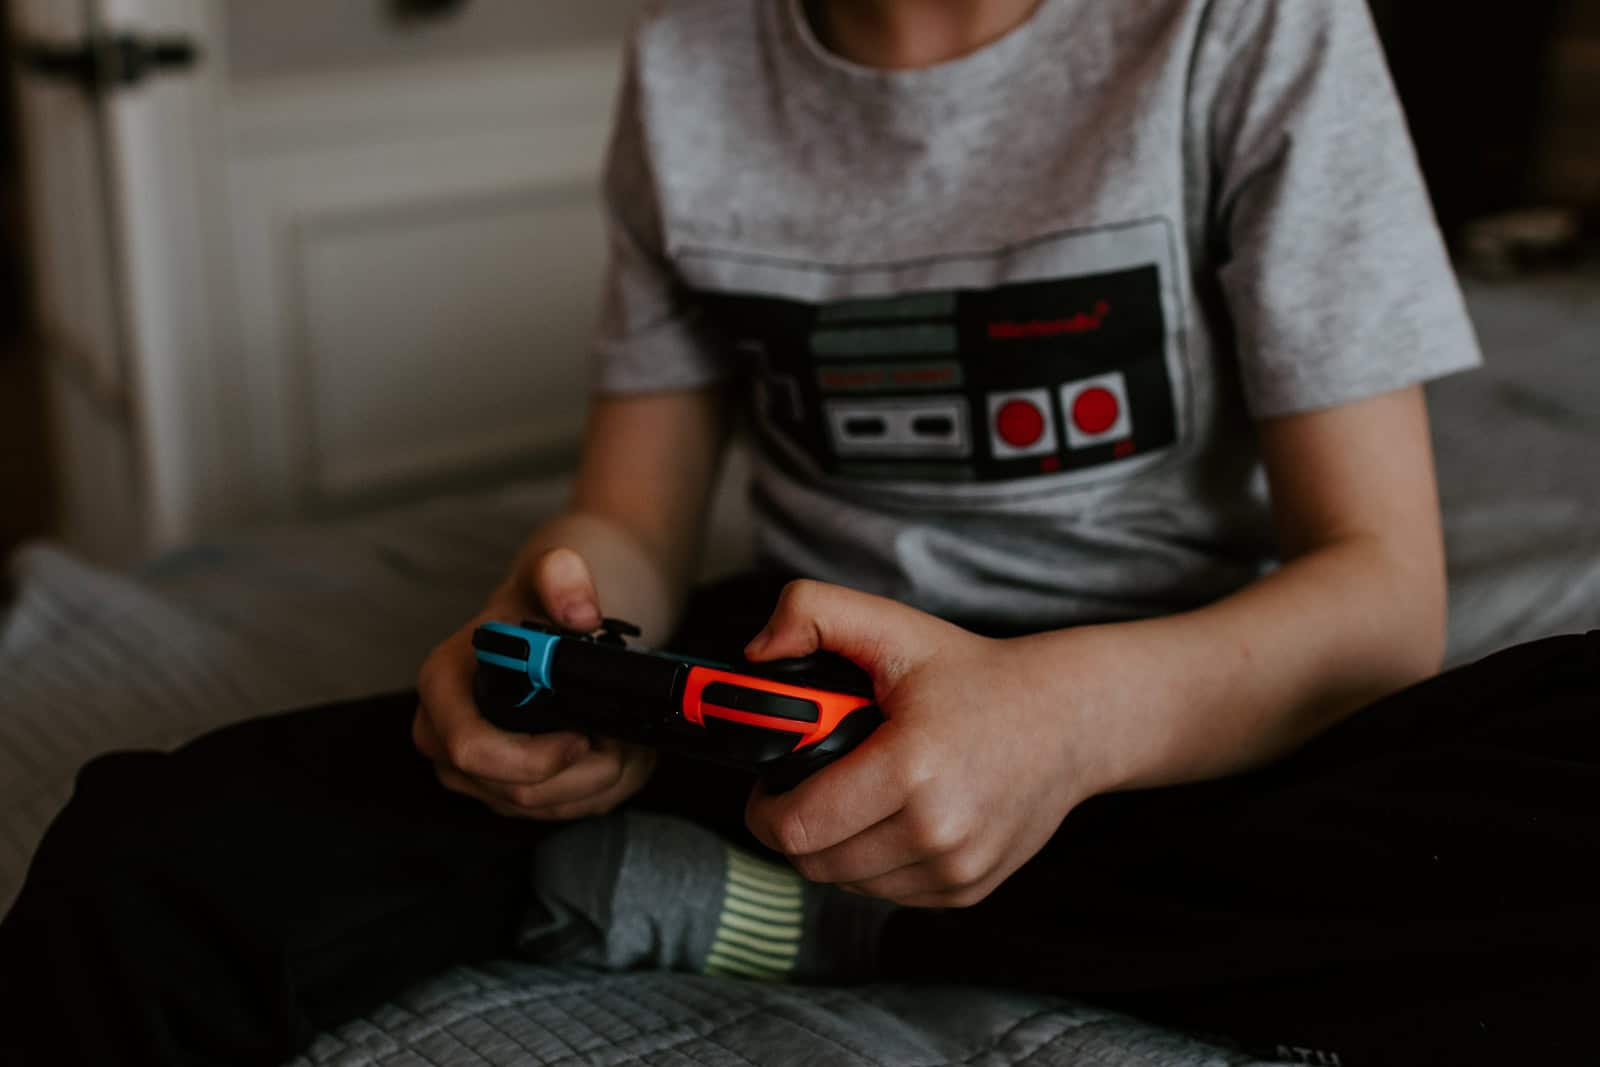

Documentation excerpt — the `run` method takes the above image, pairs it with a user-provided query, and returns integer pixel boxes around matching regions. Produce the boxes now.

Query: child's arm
[412,386,729,820]
[499,386,731,642]
[742,383,1447,907]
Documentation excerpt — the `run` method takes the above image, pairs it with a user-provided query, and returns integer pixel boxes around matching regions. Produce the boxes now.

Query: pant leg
[0,571,790,1067]
[880,630,1600,1066]
[0,692,559,1067]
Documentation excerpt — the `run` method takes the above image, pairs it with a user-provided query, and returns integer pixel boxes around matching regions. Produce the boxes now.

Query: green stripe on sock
[723,894,803,925]
[726,856,802,892]
[702,846,809,980]
[706,937,795,971]
[720,910,803,941]
[725,879,802,908]
[711,925,803,959]
[726,864,804,892]
[726,848,799,878]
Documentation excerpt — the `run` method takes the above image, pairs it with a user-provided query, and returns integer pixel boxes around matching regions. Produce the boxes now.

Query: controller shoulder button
[597,618,642,646]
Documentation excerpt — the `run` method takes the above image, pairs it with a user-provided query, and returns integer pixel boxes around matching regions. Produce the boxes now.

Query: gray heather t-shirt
[589,0,1481,628]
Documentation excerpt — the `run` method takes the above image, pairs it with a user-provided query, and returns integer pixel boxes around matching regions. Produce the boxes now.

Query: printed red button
[995,399,1045,448]
[1072,387,1120,435]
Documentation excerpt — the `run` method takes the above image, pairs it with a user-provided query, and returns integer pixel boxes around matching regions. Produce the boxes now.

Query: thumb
[530,547,602,631]
[744,580,935,687]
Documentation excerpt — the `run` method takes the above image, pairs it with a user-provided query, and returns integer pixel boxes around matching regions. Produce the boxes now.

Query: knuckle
[932,849,986,889]
[434,766,471,798]
[788,853,826,883]
[777,579,817,616]
[533,739,577,778]
[893,742,938,794]
[906,803,964,854]
[617,756,655,800]
[772,809,812,856]
[444,733,485,774]
[506,784,545,809]
[410,713,436,757]
[604,755,629,790]
[549,779,629,821]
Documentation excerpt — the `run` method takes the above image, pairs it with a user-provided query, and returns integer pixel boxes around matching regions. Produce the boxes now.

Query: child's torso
[631,0,1270,626]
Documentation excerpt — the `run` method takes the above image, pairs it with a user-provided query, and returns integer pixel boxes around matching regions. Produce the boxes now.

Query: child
[5,2,1598,1064]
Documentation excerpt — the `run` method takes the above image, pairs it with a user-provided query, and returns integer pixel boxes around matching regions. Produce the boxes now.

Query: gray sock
[518,811,894,982]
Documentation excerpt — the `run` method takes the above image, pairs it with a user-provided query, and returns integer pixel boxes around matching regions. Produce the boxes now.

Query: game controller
[471,617,883,793]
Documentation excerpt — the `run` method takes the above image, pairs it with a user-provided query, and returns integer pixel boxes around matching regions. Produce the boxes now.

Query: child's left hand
[742,580,1116,908]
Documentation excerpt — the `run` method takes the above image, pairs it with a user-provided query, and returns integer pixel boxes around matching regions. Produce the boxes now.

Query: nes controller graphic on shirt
[693,231,1183,488]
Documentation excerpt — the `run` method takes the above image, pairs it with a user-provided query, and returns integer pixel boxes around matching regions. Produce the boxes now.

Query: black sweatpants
[2,573,1597,1067]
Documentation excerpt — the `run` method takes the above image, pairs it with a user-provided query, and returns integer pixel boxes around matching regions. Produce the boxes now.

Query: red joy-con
[680,667,874,753]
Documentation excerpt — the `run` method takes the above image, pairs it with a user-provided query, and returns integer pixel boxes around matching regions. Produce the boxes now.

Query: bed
[2,270,1596,1065]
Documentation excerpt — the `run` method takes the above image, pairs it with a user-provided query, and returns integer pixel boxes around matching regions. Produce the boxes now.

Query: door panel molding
[222,53,617,516]
[286,180,600,506]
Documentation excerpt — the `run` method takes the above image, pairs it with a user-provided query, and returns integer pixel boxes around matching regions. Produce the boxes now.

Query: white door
[12,0,630,563]
[11,0,221,563]
[216,1,628,520]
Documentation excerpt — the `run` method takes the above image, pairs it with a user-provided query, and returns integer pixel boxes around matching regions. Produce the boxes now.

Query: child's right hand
[411,547,658,819]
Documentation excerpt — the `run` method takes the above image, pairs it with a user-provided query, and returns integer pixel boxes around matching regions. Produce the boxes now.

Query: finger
[431,703,588,783]
[417,636,590,782]
[413,705,445,761]
[415,699,540,770]
[782,808,945,885]
[840,856,1005,909]
[745,727,909,857]
[439,730,594,787]
[530,547,601,631]
[742,580,932,686]
[479,740,636,810]
[436,745,654,822]
[515,750,658,821]
[883,874,1008,909]
[433,763,530,818]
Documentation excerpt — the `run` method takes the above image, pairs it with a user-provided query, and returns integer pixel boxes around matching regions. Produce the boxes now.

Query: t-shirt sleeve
[589,35,730,394]
[1202,0,1481,418]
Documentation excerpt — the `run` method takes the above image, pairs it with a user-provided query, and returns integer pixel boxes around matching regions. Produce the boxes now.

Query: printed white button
[823,397,971,458]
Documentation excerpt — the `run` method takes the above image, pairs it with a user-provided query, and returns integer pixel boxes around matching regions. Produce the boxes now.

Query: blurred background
[0,0,1596,566]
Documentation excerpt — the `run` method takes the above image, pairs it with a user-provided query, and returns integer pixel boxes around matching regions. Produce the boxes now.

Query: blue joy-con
[472,622,561,706]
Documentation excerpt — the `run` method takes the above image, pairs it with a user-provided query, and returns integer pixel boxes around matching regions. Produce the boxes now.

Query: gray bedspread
[2,272,1596,1065]
[289,965,1270,1066]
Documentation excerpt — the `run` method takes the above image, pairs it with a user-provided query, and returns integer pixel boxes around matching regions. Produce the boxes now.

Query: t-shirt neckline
[780,0,1055,95]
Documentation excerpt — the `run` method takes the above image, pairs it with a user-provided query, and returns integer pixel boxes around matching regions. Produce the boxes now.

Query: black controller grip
[761,704,885,794]
[474,666,672,750]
